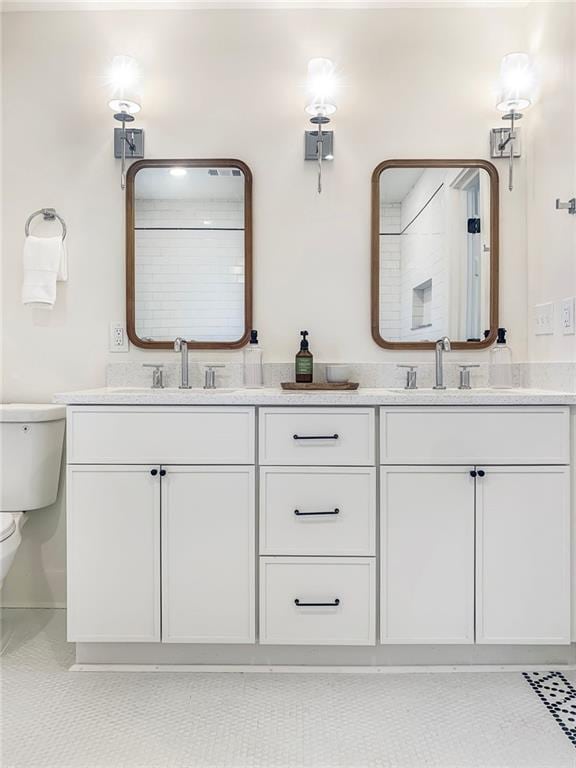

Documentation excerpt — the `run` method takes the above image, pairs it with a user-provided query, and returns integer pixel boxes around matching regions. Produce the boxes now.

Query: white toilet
[0,404,65,587]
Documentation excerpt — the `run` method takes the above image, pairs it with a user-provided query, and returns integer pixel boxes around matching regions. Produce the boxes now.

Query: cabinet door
[476,466,570,645]
[381,467,475,644]
[67,466,160,642]
[162,466,255,643]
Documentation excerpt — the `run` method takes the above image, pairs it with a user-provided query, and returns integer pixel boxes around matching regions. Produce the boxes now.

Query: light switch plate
[109,320,129,352]
[534,302,555,335]
[561,297,575,335]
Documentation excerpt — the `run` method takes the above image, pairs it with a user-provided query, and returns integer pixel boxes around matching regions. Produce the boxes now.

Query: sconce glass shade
[107,55,142,115]
[305,57,337,118]
[496,52,534,113]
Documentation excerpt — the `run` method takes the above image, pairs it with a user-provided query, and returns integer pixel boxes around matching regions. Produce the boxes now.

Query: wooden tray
[281,382,359,391]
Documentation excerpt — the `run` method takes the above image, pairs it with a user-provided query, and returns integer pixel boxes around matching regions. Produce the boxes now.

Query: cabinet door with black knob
[67,465,161,642]
[161,466,255,643]
[380,466,475,644]
[475,466,570,645]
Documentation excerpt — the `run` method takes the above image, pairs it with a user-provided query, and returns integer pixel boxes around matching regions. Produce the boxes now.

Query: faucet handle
[397,364,418,390]
[142,363,164,389]
[203,364,225,390]
[458,364,480,390]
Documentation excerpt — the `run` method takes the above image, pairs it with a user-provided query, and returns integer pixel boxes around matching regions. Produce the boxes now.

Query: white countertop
[53,386,576,406]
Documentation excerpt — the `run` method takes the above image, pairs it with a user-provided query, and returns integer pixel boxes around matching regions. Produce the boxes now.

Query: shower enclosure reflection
[372,160,498,350]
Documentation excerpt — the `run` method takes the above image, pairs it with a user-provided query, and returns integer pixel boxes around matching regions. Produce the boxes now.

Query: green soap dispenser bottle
[295,330,313,383]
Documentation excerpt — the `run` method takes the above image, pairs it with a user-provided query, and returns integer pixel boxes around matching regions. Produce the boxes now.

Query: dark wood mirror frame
[371,158,499,350]
[126,158,253,350]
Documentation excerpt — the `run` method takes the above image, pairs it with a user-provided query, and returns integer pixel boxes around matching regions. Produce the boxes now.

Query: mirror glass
[376,164,495,345]
[129,162,251,348]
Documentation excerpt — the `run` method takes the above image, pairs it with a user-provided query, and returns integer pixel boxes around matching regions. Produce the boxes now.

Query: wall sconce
[490,52,534,192]
[107,55,145,190]
[304,57,337,195]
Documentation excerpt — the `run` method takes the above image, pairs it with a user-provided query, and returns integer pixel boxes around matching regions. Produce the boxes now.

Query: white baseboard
[70,662,576,674]
[0,602,66,609]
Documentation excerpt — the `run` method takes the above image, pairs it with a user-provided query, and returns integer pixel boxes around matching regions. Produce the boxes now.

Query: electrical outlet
[109,321,129,352]
[534,302,554,335]
[561,297,575,335]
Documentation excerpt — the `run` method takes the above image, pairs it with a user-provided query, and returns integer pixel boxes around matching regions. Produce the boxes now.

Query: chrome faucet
[174,338,191,389]
[433,336,451,390]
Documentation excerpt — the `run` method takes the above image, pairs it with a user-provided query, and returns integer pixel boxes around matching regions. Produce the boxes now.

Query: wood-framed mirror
[371,159,499,350]
[126,159,253,349]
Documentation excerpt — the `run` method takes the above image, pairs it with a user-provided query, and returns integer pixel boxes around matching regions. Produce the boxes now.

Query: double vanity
[55,386,575,669]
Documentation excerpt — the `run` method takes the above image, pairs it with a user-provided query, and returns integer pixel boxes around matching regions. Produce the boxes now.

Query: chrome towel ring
[25,208,67,241]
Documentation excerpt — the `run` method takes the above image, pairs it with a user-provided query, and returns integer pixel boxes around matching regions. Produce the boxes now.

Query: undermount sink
[384,387,519,394]
[108,387,238,394]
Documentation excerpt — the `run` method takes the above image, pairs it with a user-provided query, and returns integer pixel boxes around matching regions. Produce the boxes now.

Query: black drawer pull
[150,469,158,476]
[294,508,340,516]
[477,469,486,477]
[159,469,166,477]
[294,598,340,607]
[293,433,339,441]
[469,470,477,478]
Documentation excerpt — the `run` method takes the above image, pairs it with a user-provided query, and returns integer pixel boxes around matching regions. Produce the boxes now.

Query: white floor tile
[1,609,574,768]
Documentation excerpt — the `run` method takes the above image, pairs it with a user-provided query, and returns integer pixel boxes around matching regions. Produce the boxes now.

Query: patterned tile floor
[1,609,575,768]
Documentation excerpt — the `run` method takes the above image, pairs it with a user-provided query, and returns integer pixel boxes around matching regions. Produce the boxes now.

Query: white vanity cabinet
[258,408,377,645]
[66,406,256,644]
[380,407,571,646]
[63,398,573,661]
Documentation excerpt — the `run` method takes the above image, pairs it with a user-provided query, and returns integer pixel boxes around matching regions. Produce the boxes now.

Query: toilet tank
[0,404,65,512]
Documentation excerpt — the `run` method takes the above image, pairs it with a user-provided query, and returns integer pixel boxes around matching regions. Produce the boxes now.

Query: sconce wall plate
[114,127,145,159]
[490,126,522,159]
[305,130,334,161]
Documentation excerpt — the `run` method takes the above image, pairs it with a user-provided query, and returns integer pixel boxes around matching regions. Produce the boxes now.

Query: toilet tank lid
[0,404,66,423]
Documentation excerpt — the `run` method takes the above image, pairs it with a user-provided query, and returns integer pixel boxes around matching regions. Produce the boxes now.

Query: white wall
[0,5,539,605]
[526,0,576,362]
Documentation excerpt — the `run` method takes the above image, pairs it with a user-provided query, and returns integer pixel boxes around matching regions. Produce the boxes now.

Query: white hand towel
[22,236,67,309]
[57,240,68,282]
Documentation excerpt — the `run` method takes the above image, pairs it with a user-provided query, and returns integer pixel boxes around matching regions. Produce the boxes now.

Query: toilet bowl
[0,513,25,584]
[0,404,65,588]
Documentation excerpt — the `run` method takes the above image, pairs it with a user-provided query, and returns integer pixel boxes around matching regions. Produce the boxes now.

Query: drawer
[259,408,375,466]
[259,557,376,645]
[380,407,569,465]
[260,467,376,556]
[67,406,255,464]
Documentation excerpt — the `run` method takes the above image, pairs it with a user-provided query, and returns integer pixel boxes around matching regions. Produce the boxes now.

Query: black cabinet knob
[477,469,486,477]
[160,469,166,477]
[470,470,477,478]
[150,469,158,476]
